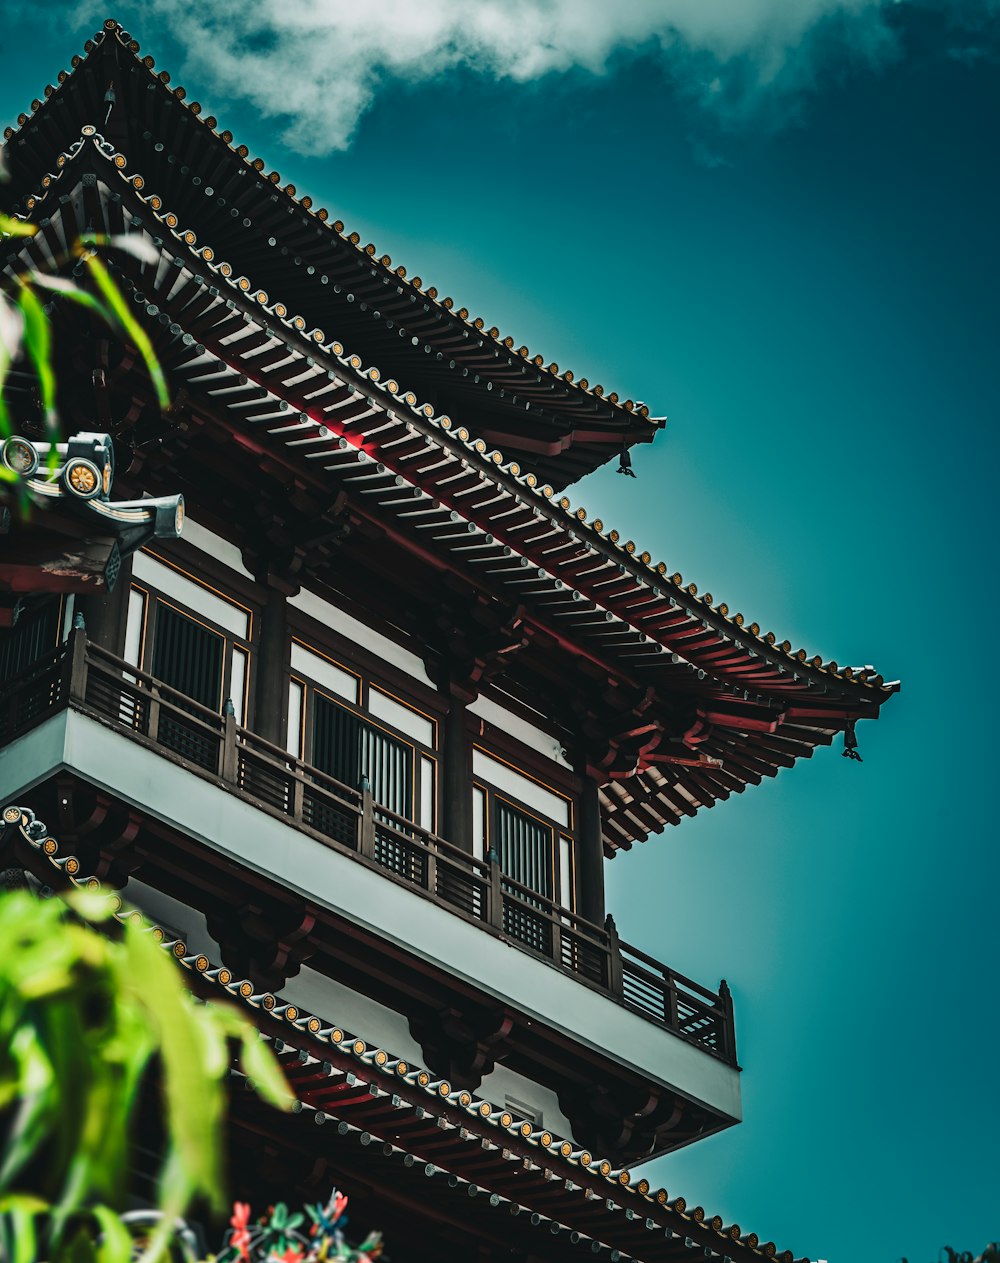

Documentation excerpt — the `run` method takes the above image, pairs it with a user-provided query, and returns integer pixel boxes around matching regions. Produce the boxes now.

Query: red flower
[230,1201,252,1260]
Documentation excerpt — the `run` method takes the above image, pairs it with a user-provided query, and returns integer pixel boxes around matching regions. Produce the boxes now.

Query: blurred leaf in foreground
[0,886,291,1263]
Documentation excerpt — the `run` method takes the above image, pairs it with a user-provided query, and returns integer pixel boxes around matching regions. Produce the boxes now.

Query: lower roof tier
[3,802,809,1263]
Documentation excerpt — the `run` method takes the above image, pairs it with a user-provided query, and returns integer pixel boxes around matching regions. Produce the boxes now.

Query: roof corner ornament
[103,80,116,126]
[842,720,862,762]
[2,431,185,577]
[616,444,637,478]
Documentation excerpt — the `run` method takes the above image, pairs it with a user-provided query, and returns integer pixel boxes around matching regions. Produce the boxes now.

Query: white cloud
[52,0,991,155]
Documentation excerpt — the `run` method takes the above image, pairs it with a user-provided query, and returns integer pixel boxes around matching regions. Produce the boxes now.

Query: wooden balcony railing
[0,631,737,1065]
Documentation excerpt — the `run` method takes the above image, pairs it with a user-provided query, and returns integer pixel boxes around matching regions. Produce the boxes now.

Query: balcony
[0,631,737,1069]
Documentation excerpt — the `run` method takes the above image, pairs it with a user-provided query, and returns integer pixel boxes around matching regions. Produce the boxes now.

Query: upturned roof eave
[6,135,894,711]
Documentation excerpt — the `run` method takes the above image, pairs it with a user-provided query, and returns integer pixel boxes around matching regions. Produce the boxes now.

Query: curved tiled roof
[6,130,893,697]
[2,127,897,849]
[4,801,807,1263]
[2,21,662,488]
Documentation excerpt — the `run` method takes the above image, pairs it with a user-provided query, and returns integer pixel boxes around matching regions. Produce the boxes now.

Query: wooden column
[576,770,606,926]
[442,688,472,852]
[76,554,133,656]
[252,583,289,745]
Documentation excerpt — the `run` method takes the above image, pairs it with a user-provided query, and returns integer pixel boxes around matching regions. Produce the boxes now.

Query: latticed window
[151,603,225,707]
[124,552,254,769]
[495,799,553,899]
[0,596,66,743]
[312,695,413,817]
[288,640,437,856]
[495,799,556,955]
[0,596,62,685]
[471,747,577,958]
[149,604,226,768]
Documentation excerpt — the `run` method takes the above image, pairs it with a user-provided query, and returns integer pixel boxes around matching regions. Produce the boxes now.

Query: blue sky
[3,3,998,1260]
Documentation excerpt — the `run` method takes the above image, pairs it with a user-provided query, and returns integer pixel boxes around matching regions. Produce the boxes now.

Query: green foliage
[79,239,169,411]
[15,282,57,451]
[0,205,169,494]
[0,888,292,1263]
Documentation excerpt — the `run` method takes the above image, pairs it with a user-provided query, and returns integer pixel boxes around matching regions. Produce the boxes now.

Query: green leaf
[82,253,169,409]
[16,284,57,440]
[30,273,115,327]
[0,215,37,238]
[65,886,119,923]
[91,1204,133,1263]
[122,924,223,1208]
[240,1030,293,1112]
[0,1192,46,1263]
[0,1031,56,1191]
[0,292,22,441]
[0,291,22,361]
[81,231,161,267]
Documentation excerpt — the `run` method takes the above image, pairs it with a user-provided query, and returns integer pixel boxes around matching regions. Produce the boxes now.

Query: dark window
[312,692,423,878]
[150,604,224,769]
[496,800,553,899]
[496,800,554,955]
[151,603,224,709]
[312,692,413,814]
[0,598,60,685]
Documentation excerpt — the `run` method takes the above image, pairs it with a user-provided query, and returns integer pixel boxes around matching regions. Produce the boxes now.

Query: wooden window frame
[127,554,256,723]
[474,759,578,914]
[288,636,439,834]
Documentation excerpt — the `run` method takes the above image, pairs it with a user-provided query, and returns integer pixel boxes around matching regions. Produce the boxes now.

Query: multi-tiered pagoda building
[0,21,897,1263]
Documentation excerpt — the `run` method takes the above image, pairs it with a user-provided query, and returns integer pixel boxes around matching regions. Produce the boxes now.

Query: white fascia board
[0,711,741,1125]
[468,694,570,770]
[289,587,431,687]
[132,552,249,639]
[180,518,255,580]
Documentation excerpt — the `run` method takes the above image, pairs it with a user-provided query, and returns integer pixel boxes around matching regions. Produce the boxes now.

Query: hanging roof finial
[617,444,637,478]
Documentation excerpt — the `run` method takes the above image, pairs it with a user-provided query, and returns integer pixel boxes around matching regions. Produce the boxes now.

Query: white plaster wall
[469,694,570,770]
[289,588,431,686]
[177,519,254,580]
[125,878,222,959]
[478,1064,573,1136]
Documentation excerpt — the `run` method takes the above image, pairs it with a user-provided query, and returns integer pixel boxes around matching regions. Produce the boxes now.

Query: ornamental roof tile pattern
[2,20,662,488]
[4,802,808,1263]
[2,129,898,849]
